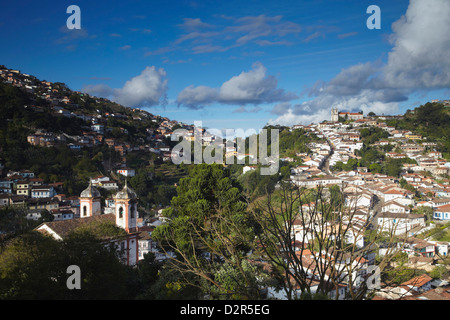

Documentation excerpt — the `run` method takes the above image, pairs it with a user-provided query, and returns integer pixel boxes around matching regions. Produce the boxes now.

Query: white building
[243,166,257,174]
[434,204,450,221]
[30,186,56,198]
[374,212,425,235]
[381,200,412,214]
[117,167,136,177]
[35,182,141,266]
[91,176,118,190]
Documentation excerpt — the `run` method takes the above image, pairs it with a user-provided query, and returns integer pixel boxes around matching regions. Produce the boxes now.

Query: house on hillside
[400,237,437,257]
[381,200,412,214]
[16,180,32,197]
[338,112,364,121]
[91,176,118,190]
[434,204,450,221]
[117,167,136,177]
[344,191,374,209]
[376,274,433,300]
[374,212,425,235]
[381,188,413,202]
[30,185,56,198]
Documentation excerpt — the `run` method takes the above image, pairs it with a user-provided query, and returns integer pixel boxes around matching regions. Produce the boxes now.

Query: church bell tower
[331,108,339,122]
[79,180,102,218]
[113,180,138,233]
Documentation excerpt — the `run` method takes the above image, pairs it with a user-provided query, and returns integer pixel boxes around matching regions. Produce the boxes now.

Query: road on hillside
[321,136,334,176]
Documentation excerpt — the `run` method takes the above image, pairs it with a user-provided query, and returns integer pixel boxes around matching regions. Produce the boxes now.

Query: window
[119,206,123,218]
[130,206,135,219]
[83,205,87,216]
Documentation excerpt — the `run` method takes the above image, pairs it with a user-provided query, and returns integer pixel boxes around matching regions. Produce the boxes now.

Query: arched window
[83,206,87,216]
[130,206,135,219]
[119,206,123,218]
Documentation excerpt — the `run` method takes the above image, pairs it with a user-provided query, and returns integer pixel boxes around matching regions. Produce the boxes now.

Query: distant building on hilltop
[331,109,364,122]
[331,108,339,122]
[338,111,364,121]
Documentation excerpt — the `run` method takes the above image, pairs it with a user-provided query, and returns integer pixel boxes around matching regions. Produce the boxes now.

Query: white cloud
[271,0,450,127]
[176,62,297,108]
[232,106,262,113]
[82,66,168,108]
[114,66,168,107]
[302,31,325,43]
[82,83,114,98]
[269,108,330,126]
[270,102,291,115]
[174,31,220,45]
[175,85,218,109]
[178,18,215,31]
[382,0,450,89]
[155,14,303,55]
[337,32,358,39]
[55,25,89,44]
[227,15,292,46]
[219,62,296,104]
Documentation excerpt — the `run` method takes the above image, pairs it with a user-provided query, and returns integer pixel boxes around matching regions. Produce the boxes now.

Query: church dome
[80,181,101,198]
[114,180,137,200]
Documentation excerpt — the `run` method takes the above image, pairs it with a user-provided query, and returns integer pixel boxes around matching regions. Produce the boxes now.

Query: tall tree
[152,163,267,299]
[0,226,136,300]
[250,183,405,300]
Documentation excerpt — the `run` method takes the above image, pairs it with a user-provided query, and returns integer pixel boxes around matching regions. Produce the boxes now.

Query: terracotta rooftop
[35,213,117,239]
[401,274,433,289]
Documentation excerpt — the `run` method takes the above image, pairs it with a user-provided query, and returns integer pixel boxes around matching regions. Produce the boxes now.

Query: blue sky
[1,0,449,133]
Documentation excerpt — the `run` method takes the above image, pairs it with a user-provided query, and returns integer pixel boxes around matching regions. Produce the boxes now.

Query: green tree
[0,207,39,247]
[429,265,447,279]
[152,164,266,299]
[382,266,425,286]
[133,253,163,299]
[344,158,359,171]
[0,226,137,300]
[251,183,404,300]
[0,232,63,299]
[59,229,133,300]
[369,163,382,173]
[383,159,403,177]
[39,209,54,223]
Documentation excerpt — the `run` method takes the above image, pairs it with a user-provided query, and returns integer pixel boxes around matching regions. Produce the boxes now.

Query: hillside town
[1,65,450,300]
[281,107,450,299]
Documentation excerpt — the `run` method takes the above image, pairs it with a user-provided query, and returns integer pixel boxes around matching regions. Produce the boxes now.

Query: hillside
[385,102,450,160]
[0,65,189,209]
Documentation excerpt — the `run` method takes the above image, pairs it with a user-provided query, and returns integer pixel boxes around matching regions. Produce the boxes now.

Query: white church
[35,180,140,266]
[331,108,364,122]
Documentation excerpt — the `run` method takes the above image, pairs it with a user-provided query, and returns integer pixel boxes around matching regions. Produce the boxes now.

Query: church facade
[35,181,140,266]
[331,108,364,122]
